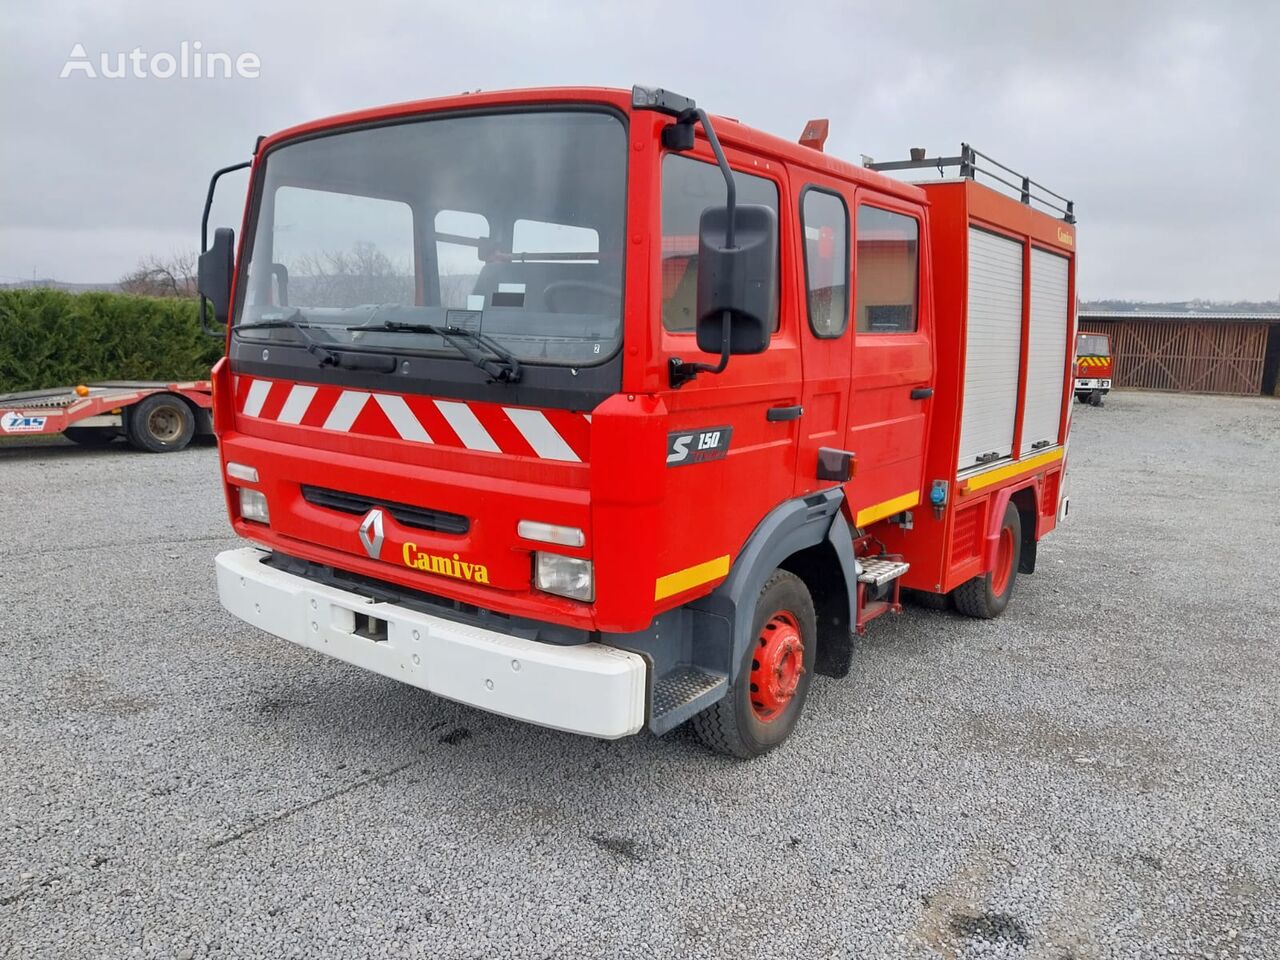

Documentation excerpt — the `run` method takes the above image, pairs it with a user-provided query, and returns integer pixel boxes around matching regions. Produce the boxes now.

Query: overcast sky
[3,0,1276,300]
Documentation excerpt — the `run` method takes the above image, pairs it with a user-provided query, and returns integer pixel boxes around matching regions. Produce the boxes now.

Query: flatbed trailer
[0,380,213,452]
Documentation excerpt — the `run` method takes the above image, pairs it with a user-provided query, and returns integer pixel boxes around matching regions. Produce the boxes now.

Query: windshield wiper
[235,312,394,371]
[348,320,522,383]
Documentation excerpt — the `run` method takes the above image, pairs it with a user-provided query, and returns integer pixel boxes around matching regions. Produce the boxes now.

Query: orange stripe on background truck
[197,87,1078,757]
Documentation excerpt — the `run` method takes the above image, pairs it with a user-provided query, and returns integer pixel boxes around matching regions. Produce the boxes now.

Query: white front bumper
[215,547,647,738]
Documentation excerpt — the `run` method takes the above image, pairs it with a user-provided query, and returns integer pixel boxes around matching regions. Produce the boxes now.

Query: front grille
[300,485,469,535]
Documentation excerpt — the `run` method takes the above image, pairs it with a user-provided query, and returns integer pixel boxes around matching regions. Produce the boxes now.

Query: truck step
[858,557,910,587]
[650,666,726,736]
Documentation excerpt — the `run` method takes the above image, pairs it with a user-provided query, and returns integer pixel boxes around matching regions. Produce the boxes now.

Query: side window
[660,153,780,333]
[855,206,919,333]
[800,189,849,338]
[267,186,415,308]
[434,209,488,309]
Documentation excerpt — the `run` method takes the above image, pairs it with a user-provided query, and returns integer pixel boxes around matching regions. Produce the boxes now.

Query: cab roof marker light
[517,520,585,549]
[226,462,259,483]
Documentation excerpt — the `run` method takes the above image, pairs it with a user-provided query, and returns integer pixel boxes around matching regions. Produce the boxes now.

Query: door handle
[767,405,803,422]
[910,386,934,400]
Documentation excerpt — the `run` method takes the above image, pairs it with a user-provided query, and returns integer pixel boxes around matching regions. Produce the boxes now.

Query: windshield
[235,109,627,368]
[1078,334,1110,357]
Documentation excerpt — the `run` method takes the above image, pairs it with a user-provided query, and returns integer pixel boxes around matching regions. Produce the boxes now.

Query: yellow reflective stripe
[854,490,920,527]
[962,448,1064,493]
[654,554,731,601]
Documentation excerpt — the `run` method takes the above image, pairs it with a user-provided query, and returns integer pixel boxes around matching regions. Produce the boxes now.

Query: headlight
[239,487,270,524]
[534,552,593,602]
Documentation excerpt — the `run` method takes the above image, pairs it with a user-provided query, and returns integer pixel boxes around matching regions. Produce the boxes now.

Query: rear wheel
[953,503,1022,619]
[126,394,195,453]
[64,427,116,446]
[692,570,816,758]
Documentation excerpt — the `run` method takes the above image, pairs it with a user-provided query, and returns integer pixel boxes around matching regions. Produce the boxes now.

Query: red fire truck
[199,87,1077,757]
[1075,331,1113,405]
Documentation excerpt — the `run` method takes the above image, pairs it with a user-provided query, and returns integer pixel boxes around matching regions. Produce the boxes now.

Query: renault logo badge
[358,508,385,559]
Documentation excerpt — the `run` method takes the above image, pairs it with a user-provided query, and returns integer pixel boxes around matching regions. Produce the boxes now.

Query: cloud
[1,0,1275,299]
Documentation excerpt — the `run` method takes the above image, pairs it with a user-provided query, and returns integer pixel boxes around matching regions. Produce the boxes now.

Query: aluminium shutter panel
[958,227,1023,470]
[1020,248,1070,454]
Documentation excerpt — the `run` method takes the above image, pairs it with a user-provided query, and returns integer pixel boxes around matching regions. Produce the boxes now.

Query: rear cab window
[855,205,920,334]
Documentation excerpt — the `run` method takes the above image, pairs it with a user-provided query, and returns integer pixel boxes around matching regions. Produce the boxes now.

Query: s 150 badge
[666,426,732,467]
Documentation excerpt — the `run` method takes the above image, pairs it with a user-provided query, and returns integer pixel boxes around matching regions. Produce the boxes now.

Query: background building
[1077,310,1280,396]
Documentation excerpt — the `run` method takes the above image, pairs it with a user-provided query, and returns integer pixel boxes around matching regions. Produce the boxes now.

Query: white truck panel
[959,227,1023,471]
[1021,248,1070,454]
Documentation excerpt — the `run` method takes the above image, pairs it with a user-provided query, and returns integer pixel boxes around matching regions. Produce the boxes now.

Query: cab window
[660,153,780,333]
[800,188,849,338]
[855,206,919,333]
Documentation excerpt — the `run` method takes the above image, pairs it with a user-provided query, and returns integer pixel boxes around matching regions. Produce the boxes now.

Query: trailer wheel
[64,427,116,446]
[954,503,1022,620]
[127,394,195,453]
[692,570,816,759]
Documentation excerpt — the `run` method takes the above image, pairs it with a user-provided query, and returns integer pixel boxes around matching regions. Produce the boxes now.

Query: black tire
[953,503,1022,620]
[692,570,817,759]
[126,394,195,453]
[64,427,117,446]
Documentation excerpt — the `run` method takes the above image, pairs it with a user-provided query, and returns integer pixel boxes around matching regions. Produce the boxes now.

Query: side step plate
[858,557,910,587]
[650,666,726,736]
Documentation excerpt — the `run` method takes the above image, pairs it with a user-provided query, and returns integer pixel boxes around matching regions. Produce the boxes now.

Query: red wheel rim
[992,526,1015,596]
[749,611,805,723]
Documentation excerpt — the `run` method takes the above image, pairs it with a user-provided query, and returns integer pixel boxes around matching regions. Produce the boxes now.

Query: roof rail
[865,143,1075,224]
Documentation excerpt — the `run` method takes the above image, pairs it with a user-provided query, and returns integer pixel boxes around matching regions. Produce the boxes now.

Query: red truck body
[208,87,1077,755]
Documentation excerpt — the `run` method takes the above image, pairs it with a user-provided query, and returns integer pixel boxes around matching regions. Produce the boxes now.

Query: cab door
[653,149,803,602]
[845,195,933,528]
[794,184,853,496]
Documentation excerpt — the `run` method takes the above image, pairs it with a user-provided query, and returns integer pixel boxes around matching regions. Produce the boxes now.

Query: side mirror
[694,204,777,356]
[198,227,235,330]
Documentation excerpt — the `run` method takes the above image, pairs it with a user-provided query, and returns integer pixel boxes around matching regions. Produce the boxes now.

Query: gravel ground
[1,391,1277,959]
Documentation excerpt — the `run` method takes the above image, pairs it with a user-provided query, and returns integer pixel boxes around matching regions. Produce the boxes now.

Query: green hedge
[0,289,222,393]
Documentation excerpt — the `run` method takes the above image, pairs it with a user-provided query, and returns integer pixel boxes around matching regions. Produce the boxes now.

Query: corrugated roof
[1079,310,1280,322]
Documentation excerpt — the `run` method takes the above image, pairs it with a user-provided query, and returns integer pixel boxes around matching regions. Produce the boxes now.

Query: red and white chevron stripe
[235,377,591,462]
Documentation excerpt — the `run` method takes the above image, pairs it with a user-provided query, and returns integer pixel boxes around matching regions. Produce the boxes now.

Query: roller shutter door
[958,228,1023,471]
[1020,249,1070,454]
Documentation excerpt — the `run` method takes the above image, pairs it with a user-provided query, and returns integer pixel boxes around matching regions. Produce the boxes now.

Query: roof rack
[866,143,1075,224]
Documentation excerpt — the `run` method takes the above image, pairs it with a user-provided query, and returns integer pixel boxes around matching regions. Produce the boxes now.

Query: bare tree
[119,251,198,298]
[289,243,414,307]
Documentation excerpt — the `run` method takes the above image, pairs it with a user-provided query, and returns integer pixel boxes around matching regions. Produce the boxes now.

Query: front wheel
[953,502,1022,619]
[692,570,816,758]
